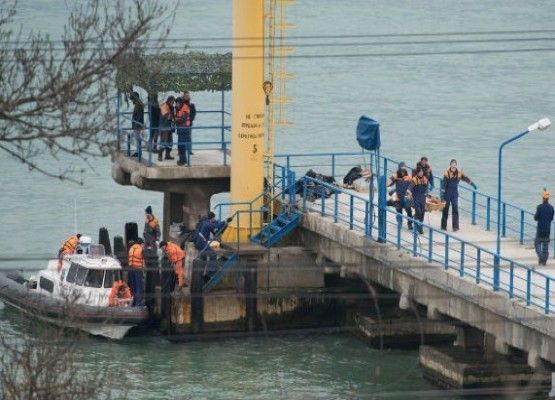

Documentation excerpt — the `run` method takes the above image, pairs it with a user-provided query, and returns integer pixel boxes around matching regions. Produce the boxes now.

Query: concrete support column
[245,257,258,332]
[163,188,212,239]
[454,326,484,350]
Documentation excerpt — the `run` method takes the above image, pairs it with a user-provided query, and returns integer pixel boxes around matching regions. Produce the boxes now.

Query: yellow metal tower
[223,0,294,243]
[223,0,265,243]
[264,0,295,212]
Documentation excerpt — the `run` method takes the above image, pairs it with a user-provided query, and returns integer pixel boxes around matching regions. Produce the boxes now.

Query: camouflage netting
[115,51,231,94]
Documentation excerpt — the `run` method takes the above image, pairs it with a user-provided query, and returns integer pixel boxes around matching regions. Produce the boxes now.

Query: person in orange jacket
[159,241,185,289]
[127,238,144,306]
[108,280,132,307]
[57,234,81,273]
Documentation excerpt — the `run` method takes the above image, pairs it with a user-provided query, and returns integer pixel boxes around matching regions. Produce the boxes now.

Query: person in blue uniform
[194,212,232,278]
[413,156,434,192]
[534,190,554,266]
[408,166,428,234]
[387,165,413,230]
[440,159,477,232]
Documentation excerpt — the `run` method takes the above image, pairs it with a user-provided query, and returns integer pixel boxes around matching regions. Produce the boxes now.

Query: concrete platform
[419,344,550,391]
[112,149,230,183]
[354,313,456,348]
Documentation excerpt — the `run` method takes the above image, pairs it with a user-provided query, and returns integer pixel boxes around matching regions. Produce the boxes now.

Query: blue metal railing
[117,108,231,167]
[299,175,554,314]
[274,152,554,254]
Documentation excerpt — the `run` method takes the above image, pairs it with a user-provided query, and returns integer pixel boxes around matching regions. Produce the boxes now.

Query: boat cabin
[34,240,125,307]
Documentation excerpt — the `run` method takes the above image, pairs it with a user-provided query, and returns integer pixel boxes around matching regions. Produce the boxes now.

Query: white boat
[0,236,148,340]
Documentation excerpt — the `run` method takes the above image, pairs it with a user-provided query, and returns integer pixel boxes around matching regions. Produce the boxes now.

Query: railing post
[509,262,514,298]
[302,178,307,212]
[334,190,338,223]
[486,196,491,231]
[396,216,401,249]
[444,235,449,269]
[377,175,387,243]
[412,223,418,256]
[476,249,481,284]
[288,171,296,206]
[249,203,253,237]
[471,191,477,225]
[223,142,228,166]
[286,155,290,173]
[281,167,286,200]
[526,269,531,306]
[349,196,354,230]
[365,201,370,237]
[331,154,336,179]
[459,242,465,277]
[428,228,433,263]
[502,203,507,237]
[220,90,225,149]
[320,186,325,216]
[546,278,550,314]
[147,136,152,167]
[519,210,525,245]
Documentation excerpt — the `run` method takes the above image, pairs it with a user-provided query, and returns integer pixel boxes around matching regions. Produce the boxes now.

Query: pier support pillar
[191,259,204,333]
[245,257,258,332]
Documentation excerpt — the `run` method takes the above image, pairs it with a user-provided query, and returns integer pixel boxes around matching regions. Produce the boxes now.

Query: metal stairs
[202,251,239,292]
[250,210,301,247]
[202,210,301,292]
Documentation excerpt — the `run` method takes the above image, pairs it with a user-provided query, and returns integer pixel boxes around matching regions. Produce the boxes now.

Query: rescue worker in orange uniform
[159,241,185,289]
[108,280,132,307]
[57,234,81,272]
[175,97,192,166]
[143,205,161,248]
[387,165,413,230]
[158,96,176,162]
[127,238,144,306]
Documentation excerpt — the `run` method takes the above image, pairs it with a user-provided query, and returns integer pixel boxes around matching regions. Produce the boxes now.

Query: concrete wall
[299,212,555,365]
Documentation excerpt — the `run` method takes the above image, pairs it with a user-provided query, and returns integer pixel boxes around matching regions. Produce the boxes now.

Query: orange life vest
[61,235,79,255]
[128,243,144,268]
[176,103,191,127]
[165,242,185,264]
[147,215,160,231]
[108,280,132,306]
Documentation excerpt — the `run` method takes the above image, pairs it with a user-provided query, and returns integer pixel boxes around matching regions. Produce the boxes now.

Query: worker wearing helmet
[441,159,477,232]
[57,234,81,273]
[534,189,554,266]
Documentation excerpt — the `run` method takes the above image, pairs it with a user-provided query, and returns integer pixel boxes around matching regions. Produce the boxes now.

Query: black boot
[164,148,174,160]
[158,149,163,161]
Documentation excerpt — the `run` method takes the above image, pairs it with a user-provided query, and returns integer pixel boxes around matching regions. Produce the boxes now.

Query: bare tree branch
[0,0,168,183]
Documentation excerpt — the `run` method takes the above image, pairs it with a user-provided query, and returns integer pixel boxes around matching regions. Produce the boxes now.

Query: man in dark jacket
[130,92,144,157]
[408,167,428,234]
[194,212,231,279]
[534,190,554,266]
[413,156,434,192]
[441,159,477,231]
[183,91,196,155]
[148,94,161,152]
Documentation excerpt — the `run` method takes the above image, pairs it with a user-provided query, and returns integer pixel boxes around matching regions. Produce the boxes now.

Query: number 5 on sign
[253,144,258,154]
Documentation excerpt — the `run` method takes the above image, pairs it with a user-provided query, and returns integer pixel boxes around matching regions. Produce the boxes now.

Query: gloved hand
[471,182,477,190]
[226,217,233,223]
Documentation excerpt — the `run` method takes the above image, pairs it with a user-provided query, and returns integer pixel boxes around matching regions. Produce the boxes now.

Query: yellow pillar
[223,0,265,243]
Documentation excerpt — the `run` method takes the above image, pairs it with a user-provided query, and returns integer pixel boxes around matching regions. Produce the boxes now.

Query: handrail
[299,175,553,314]
[274,151,550,250]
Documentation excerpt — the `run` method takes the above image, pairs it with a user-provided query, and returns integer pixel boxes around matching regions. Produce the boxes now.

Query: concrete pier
[112,149,230,235]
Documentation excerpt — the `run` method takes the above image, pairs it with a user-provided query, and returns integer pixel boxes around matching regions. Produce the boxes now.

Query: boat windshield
[103,269,121,288]
[84,269,104,288]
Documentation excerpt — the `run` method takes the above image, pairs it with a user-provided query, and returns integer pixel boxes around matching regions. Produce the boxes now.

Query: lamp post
[494,118,551,290]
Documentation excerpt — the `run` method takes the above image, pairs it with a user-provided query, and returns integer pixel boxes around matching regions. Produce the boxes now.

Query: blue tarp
[356,116,380,151]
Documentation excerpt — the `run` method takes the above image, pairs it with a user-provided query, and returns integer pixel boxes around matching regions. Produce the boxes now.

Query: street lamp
[494,118,551,290]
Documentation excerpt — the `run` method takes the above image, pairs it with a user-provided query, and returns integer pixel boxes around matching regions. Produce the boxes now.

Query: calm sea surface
[1,1,554,398]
